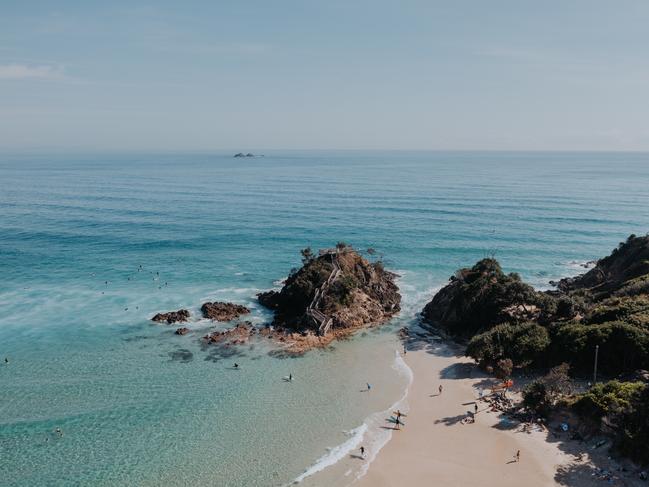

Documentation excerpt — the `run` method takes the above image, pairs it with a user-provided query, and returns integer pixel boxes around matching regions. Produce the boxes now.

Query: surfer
[233,363,239,369]
[289,373,292,381]
[4,357,8,364]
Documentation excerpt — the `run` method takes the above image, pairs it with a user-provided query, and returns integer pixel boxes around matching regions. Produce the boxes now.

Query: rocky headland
[257,244,401,353]
[421,234,649,466]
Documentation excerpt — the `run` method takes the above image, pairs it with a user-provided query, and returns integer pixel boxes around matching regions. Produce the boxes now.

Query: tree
[494,358,513,380]
[300,247,314,265]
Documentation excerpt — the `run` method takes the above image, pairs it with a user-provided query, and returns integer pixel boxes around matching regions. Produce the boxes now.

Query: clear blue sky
[1,1,648,151]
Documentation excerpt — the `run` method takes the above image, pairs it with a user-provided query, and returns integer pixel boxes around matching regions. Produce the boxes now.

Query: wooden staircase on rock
[305,252,342,336]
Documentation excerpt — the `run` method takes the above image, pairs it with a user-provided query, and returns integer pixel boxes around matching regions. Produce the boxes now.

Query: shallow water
[1,151,648,486]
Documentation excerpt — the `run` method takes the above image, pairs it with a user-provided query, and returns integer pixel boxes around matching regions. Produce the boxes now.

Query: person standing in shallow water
[360,446,365,459]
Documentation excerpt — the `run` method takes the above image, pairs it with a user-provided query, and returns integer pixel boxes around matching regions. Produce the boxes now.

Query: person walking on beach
[360,446,365,459]
[367,383,371,391]
[438,384,443,395]
[474,403,478,415]
[516,450,520,462]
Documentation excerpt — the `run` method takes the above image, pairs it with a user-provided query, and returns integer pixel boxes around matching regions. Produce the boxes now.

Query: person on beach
[438,384,443,395]
[516,450,520,462]
[367,383,371,391]
[360,446,365,458]
[474,403,478,415]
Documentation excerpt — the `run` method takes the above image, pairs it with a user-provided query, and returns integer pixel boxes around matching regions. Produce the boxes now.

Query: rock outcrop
[175,327,190,335]
[203,322,254,345]
[258,245,400,349]
[421,258,560,337]
[151,309,190,324]
[557,234,649,300]
[201,302,250,321]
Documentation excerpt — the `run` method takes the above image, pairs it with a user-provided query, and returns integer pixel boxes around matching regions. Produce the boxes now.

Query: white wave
[291,350,415,485]
[292,424,368,484]
[355,350,413,480]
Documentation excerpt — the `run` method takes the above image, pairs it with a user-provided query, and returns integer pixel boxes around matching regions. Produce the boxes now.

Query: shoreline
[354,331,570,487]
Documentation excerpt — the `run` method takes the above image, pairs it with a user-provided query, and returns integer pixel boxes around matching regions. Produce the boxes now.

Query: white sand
[356,343,572,487]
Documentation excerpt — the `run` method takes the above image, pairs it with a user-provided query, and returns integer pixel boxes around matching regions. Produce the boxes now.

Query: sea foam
[291,349,414,485]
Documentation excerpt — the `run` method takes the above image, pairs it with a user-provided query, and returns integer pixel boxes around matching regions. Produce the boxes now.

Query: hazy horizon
[2,1,649,152]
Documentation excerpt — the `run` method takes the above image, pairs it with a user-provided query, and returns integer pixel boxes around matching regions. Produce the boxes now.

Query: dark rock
[557,235,649,299]
[257,290,280,309]
[258,245,400,335]
[201,302,250,321]
[175,327,190,335]
[203,322,254,345]
[151,309,190,324]
[421,259,556,337]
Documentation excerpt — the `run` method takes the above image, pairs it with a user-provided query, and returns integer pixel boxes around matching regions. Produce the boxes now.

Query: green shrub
[523,363,572,416]
[572,380,645,420]
[466,322,550,367]
[615,385,649,465]
[548,321,649,375]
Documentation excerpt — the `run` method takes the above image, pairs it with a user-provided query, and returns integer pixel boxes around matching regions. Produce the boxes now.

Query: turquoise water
[1,151,649,486]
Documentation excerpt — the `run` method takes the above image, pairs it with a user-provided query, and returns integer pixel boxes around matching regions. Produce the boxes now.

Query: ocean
[1,151,648,486]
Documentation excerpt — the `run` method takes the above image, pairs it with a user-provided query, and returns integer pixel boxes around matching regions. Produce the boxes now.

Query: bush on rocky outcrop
[465,322,550,368]
[585,295,649,328]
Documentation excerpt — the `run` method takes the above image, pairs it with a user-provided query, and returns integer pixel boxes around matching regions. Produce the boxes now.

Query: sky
[1,1,648,152]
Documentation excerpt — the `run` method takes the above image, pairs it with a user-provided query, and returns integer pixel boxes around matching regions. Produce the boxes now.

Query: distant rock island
[258,243,401,354]
[233,153,263,158]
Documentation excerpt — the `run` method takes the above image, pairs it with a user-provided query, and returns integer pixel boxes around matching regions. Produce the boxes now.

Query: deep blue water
[1,151,648,486]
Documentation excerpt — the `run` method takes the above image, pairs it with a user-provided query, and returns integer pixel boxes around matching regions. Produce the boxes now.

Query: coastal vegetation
[423,233,649,465]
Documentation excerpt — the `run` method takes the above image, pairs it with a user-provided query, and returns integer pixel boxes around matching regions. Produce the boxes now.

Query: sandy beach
[356,332,585,487]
